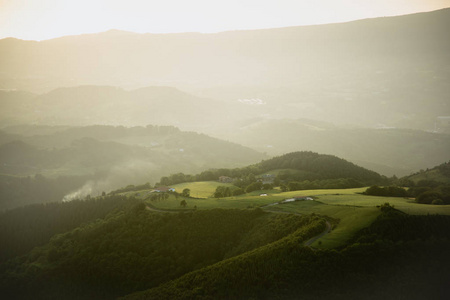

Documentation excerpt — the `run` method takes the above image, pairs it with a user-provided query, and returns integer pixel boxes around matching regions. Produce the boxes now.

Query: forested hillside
[158,151,386,190]
[123,206,450,300]
[0,125,264,210]
[405,161,450,184]
[223,119,450,176]
[1,176,449,299]
[396,161,450,205]
[0,195,132,263]
[0,206,325,299]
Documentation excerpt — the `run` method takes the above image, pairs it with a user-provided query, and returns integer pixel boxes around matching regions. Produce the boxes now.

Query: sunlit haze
[0,0,449,40]
[0,0,450,297]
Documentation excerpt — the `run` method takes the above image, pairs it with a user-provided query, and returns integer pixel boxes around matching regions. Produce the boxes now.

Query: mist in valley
[1,7,449,201]
[1,2,450,299]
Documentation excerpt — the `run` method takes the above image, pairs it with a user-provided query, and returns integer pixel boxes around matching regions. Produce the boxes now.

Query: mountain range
[2,85,449,176]
[1,8,449,130]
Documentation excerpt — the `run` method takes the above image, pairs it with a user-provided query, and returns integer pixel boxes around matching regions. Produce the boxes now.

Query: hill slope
[0,125,265,210]
[222,119,450,176]
[0,207,325,299]
[255,151,383,183]
[403,161,450,184]
[122,209,450,300]
[165,151,386,189]
[0,86,232,131]
[1,9,449,130]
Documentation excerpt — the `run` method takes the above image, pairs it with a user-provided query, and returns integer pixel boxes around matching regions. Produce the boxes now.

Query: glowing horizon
[0,0,449,41]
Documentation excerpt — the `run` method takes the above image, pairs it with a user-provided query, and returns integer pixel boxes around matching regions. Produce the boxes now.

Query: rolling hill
[1,197,448,300]
[0,206,327,299]
[0,86,233,132]
[155,151,387,191]
[1,9,449,130]
[221,118,450,176]
[0,125,265,210]
[403,161,450,184]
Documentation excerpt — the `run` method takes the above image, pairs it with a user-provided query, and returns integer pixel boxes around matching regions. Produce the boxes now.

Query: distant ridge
[1,8,449,92]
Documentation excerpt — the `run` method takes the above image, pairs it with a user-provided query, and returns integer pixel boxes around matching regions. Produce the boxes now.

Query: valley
[1,6,449,299]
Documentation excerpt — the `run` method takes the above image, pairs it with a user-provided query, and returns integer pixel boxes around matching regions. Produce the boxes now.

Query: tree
[262,183,273,190]
[417,191,443,204]
[245,182,263,193]
[160,176,172,186]
[280,184,289,192]
[213,186,232,198]
[182,188,190,198]
[379,202,395,213]
[180,200,187,208]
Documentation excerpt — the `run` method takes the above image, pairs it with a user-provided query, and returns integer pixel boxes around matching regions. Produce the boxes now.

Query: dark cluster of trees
[413,184,450,204]
[109,182,152,195]
[363,185,408,197]
[146,192,170,202]
[213,186,245,198]
[285,178,364,191]
[395,161,450,204]
[410,180,450,205]
[364,182,450,205]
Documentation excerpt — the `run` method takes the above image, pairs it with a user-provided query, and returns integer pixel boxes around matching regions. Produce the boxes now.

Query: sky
[0,0,449,41]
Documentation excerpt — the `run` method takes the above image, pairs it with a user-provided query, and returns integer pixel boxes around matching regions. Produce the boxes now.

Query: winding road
[303,221,332,247]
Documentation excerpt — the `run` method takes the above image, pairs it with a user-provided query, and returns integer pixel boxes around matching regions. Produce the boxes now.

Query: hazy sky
[1,0,449,40]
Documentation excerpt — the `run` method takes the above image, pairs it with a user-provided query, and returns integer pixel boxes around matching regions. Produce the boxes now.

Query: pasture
[171,181,235,198]
[133,185,450,248]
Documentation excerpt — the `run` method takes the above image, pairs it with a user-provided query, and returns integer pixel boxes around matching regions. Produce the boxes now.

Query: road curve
[303,221,332,247]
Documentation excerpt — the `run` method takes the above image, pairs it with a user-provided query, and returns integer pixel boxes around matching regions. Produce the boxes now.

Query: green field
[131,185,450,248]
[171,181,235,198]
[265,201,380,248]
[316,193,450,215]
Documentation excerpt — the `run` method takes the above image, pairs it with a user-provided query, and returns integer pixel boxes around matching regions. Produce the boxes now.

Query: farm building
[294,196,314,201]
[219,176,233,183]
[154,186,175,192]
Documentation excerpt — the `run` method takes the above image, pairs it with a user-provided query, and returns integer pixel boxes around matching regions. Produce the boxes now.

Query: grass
[144,194,277,210]
[170,181,235,198]
[264,200,380,248]
[128,185,450,248]
[316,193,450,215]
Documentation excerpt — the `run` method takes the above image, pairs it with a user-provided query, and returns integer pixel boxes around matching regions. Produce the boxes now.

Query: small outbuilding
[219,176,233,183]
[154,186,175,192]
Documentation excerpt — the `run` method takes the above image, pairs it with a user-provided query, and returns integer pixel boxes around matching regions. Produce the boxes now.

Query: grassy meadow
[128,184,450,249]
[171,181,235,198]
